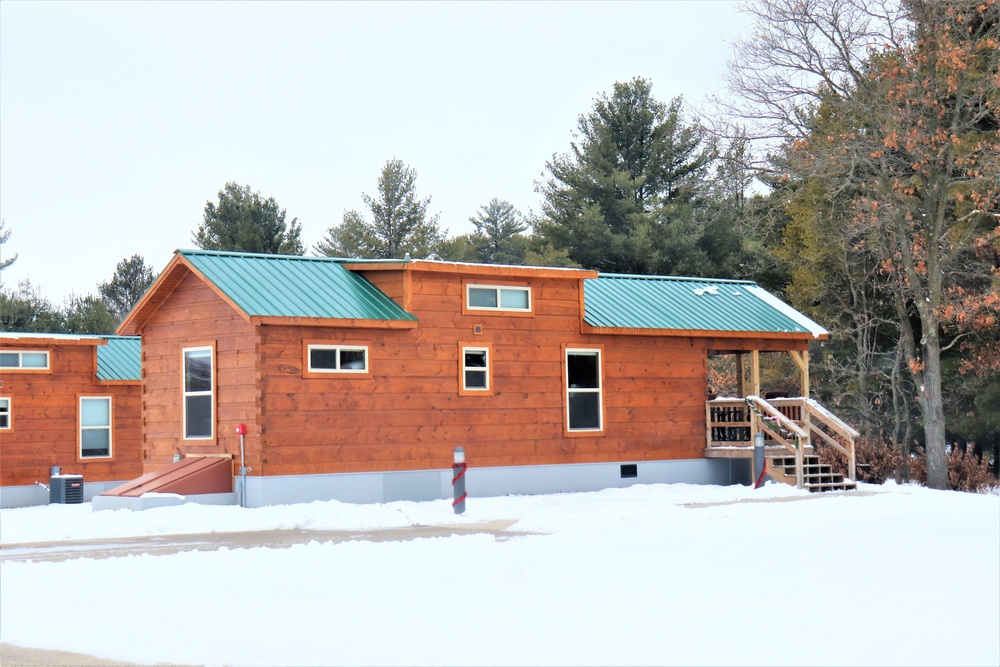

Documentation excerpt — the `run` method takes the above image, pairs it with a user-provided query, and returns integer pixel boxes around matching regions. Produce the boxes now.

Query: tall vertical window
[183,346,214,439]
[0,397,10,430]
[79,396,112,458]
[459,345,492,394]
[565,348,603,432]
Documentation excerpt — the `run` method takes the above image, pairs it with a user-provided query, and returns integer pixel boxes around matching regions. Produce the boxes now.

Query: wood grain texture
[0,341,142,486]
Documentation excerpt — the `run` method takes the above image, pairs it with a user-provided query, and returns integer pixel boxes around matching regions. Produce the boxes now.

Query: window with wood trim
[459,344,492,395]
[307,344,369,373]
[0,397,10,430]
[0,350,50,370]
[465,284,531,312]
[183,346,214,440]
[565,348,603,432]
[79,396,112,459]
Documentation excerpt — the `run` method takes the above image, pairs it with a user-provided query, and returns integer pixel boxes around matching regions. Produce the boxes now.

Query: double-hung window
[80,396,112,458]
[459,344,492,395]
[465,284,531,313]
[0,397,10,430]
[306,344,369,374]
[183,346,214,439]
[565,348,603,432]
[0,350,50,370]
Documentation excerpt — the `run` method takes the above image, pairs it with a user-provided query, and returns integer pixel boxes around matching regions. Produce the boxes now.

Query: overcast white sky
[0,1,748,305]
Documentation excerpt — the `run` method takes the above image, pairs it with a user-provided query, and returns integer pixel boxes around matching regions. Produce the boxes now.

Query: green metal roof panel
[96,336,142,381]
[179,250,417,321]
[583,275,828,337]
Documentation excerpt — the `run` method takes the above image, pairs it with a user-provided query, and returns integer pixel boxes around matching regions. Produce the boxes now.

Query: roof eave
[581,323,829,341]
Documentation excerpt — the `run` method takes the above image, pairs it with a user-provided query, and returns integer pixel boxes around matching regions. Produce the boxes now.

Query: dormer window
[0,350,50,370]
[465,284,531,313]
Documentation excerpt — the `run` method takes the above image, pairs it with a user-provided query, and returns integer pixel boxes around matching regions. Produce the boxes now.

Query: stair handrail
[746,395,807,488]
[802,398,859,482]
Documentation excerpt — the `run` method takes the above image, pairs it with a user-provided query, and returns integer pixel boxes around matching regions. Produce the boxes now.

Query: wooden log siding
[256,270,711,476]
[138,271,257,470]
[0,341,142,487]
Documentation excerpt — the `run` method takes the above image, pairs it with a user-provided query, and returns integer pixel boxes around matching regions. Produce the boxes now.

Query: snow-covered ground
[1,481,998,666]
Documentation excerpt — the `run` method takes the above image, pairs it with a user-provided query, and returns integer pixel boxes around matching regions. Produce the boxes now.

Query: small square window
[0,397,10,430]
[459,344,492,395]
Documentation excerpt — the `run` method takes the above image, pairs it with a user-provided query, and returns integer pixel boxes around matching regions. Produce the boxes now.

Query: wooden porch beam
[751,350,761,397]
[788,350,810,398]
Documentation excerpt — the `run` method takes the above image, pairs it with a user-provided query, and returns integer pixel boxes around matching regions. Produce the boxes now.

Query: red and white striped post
[452,447,467,514]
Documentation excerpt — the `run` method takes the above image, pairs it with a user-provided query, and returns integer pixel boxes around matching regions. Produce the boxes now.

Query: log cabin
[112,249,858,508]
[0,333,142,507]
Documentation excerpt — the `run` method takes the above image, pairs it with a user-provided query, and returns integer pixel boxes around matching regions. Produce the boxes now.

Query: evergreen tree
[193,182,303,254]
[538,78,714,274]
[62,294,116,335]
[316,160,444,259]
[0,279,64,332]
[0,219,16,276]
[99,254,157,323]
[468,199,528,264]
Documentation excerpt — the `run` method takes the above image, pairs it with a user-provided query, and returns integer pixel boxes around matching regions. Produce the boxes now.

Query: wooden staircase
[767,453,856,492]
[707,395,860,492]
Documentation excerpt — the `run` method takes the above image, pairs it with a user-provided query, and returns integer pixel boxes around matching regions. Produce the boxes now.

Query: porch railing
[706,396,857,486]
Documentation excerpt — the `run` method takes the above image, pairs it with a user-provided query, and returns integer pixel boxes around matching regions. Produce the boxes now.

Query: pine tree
[316,160,443,259]
[538,78,713,274]
[193,182,303,254]
[99,254,157,323]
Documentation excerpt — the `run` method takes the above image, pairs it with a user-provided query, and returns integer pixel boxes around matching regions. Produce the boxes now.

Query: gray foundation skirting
[243,458,752,509]
[1,459,751,509]
[0,479,129,509]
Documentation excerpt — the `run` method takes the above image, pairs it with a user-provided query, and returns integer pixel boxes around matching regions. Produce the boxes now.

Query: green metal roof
[96,336,142,381]
[583,274,828,337]
[179,250,417,321]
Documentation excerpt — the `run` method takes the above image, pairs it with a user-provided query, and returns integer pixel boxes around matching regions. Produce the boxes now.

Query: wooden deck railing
[706,396,857,486]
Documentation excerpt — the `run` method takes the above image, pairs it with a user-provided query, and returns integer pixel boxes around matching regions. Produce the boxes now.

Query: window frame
[563,346,605,435]
[303,342,371,378]
[0,350,51,372]
[0,397,11,431]
[463,282,533,315]
[182,344,215,441]
[78,395,113,460]
[458,343,493,396]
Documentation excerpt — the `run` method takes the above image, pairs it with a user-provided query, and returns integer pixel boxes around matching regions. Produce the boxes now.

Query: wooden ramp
[101,456,233,497]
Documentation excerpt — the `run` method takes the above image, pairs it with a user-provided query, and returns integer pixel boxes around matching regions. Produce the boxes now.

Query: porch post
[750,350,761,397]
[735,352,746,397]
[788,350,810,398]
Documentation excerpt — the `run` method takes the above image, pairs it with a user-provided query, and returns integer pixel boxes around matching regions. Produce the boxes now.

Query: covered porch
[703,347,859,491]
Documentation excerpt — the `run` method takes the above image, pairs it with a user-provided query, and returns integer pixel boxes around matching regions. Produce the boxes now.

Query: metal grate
[50,475,84,504]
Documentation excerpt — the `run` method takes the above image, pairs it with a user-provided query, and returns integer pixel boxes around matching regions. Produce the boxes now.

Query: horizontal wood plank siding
[258,269,711,475]
[0,342,142,486]
[139,271,259,470]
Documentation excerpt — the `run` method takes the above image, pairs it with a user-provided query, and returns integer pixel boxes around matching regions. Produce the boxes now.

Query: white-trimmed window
[0,350,50,370]
[565,348,603,432]
[460,345,491,394]
[307,345,369,373]
[0,397,10,430]
[466,284,531,312]
[80,396,112,458]
[183,346,214,439]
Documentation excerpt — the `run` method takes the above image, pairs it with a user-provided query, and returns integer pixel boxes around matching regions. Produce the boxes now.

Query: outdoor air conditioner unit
[50,474,84,504]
